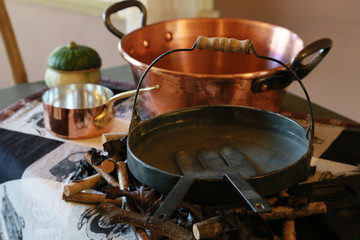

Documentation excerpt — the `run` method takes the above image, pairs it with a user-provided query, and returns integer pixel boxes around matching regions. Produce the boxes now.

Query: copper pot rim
[42,101,107,111]
[42,83,114,110]
[118,17,305,79]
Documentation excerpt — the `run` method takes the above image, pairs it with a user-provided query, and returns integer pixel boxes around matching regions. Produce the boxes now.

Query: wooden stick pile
[62,134,327,240]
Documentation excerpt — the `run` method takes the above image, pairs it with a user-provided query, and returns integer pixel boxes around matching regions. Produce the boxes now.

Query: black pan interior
[128,105,310,178]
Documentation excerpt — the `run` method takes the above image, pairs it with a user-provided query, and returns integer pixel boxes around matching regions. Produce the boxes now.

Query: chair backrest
[0,0,28,85]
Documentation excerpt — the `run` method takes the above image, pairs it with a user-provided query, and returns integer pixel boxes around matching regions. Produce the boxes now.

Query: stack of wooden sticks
[62,134,327,240]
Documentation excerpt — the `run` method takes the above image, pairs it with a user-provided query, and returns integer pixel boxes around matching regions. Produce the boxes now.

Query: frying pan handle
[252,38,332,92]
[149,175,195,224]
[103,0,147,39]
[149,150,200,224]
[225,173,271,213]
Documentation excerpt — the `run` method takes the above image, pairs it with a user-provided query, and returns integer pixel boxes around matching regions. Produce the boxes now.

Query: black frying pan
[126,37,315,223]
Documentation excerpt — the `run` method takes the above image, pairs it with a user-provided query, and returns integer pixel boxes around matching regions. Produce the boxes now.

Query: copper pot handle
[290,38,332,78]
[252,38,333,92]
[94,85,159,128]
[103,0,147,39]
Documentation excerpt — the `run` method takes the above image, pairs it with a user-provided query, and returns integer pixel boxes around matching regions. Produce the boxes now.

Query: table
[1,65,359,240]
[0,65,356,123]
[0,65,134,111]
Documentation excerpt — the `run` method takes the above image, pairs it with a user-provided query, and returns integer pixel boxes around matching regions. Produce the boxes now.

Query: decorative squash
[44,41,102,88]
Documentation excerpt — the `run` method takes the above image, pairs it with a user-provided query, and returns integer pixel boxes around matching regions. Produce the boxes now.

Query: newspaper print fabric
[1,83,359,239]
[0,83,137,240]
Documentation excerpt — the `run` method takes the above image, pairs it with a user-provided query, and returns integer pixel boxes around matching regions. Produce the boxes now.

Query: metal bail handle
[129,36,315,139]
[129,43,197,132]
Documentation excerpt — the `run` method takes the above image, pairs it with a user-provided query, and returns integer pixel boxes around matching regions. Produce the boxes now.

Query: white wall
[0,0,126,88]
[1,0,359,123]
[215,0,360,122]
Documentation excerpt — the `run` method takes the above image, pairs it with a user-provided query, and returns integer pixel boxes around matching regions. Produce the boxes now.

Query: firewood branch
[282,220,296,240]
[84,151,119,187]
[192,216,223,240]
[63,173,105,197]
[258,202,327,221]
[100,158,116,173]
[63,192,106,204]
[117,161,129,191]
[98,202,195,240]
[116,160,151,240]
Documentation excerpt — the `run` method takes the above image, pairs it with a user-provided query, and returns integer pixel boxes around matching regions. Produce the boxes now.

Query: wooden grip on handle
[196,36,253,54]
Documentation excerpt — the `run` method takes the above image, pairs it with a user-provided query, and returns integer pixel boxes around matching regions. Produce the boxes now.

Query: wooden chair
[0,0,28,85]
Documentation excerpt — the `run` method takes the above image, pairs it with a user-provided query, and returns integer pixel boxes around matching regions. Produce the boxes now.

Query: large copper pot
[103,1,332,115]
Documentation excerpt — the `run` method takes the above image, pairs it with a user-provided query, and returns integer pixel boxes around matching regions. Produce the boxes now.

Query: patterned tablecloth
[0,80,359,240]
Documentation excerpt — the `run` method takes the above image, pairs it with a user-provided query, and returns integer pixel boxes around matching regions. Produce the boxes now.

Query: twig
[265,196,279,206]
[192,216,223,240]
[102,133,127,144]
[278,190,290,199]
[98,202,194,240]
[63,192,106,204]
[259,202,327,221]
[101,158,116,173]
[117,160,150,240]
[84,151,119,187]
[63,192,124,206]
[282,220,296,240]
[63,173,105,197]
[117,161,129,191]
[102,198,125,207]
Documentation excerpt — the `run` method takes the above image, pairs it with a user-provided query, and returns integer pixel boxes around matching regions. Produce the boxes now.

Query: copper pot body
[42,84,159,139]
[118,18,305,115]
[42,84,115,139]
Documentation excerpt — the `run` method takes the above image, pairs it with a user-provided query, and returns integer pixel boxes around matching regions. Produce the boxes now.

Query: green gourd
[45,41,102,88]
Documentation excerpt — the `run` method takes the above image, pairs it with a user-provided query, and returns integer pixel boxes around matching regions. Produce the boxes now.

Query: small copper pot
[42,83,158,139]
[104,1,332,115]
